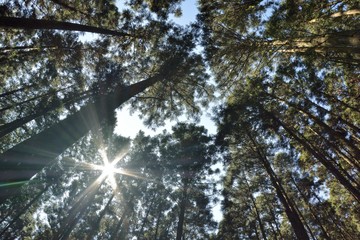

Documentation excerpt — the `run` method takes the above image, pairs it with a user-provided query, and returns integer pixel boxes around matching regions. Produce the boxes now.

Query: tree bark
[309,9,360,23]
[87,194,115,240]
[0,88,92,139]
[247,133,310,240]
[0,17,131,38]
[0,69,164,203]
[0,84,36,98]
[268,111,360,202]
[290,175,331,240]
[176,181,188,240]
[243,174,268,240]
[0,184,50,236]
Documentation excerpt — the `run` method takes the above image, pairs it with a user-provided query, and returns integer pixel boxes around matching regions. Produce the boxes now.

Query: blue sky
[114,0,222,222]
[115,0,217,139]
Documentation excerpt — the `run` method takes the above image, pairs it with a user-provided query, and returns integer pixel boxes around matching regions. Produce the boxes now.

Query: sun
[95,148,131,191]
[83,147,144,192]
[102,162,115,177]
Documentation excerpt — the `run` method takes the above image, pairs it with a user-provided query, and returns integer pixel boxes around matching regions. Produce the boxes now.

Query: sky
[114,0,217,139]
[114,0,223,223]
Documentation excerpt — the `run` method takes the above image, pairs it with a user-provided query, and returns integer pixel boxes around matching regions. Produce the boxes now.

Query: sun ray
[113,169,147,180]
[98,148,109,165]
[0,180,29,188]
[111,150,128,165]
[81,146,153,194]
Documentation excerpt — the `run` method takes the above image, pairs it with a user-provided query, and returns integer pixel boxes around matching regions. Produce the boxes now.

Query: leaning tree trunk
[290,175,331,240]
[87,194,115,240]
[0,88,92,139]
[54,175,106,240]
[243,174,268,240]
[248,133,310,240]
[0,17,132,38]
[269,112,360,202]
[0,55,183,203]
[268,30,360,54]
[0,184,50,236]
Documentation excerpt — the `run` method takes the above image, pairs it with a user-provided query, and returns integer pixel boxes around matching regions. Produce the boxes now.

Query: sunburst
[76,146,147,194]
[89,148,128,191]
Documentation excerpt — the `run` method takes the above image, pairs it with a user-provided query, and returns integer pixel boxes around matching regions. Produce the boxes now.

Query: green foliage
[0,123,217,239]
[0,0,359,239]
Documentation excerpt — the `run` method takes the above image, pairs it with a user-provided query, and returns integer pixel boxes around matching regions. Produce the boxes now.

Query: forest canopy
[0,0,359,239]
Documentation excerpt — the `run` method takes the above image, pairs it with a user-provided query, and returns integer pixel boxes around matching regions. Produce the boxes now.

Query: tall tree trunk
[266,110,360,202]
[176,181,188,240]
[138,194,155,237]
[266,30,360,54]
[243,174,268,240]
[268,92,360,158]
[87,194,115,240]
[290,175,331,240]
[267,205,284,239]
[0,88,92,139]
[247,133,310,240]
[274,87,360,135]
[154,208,163,239]
[0,84,36,98]
[0,58,178,203]
[54,175,106,240]
[309,9,360,23]
[320,90,360,113]
[110,195,135,240]
[0,17,131,38]
[0,184,50,236]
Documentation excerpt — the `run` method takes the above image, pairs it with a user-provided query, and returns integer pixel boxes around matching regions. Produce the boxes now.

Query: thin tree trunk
[55,175,106,240]
[0,185,50,236]
[312,192,352,240]
[243,174,268,240]
[306,125,360,172]
[320,91,360,113]
[267,205,283,239]
[0,45,69,52]
[253,221,261,240]
[290,175,331,240]
[0,84,36,98]
[269,86,360,139]
[290,196,317,240]
[267,110,360,202]
[176,181,188,240]
[110,195,134,240]
[138,194,155,237]
[0,86,71,113]
[309,9,360,23]
[266,30,360,54]
[86,194,115,240]
[269,92,360,158]
[154,208,162,239]
[247,133,310,240]
[0,88,92,138]
[0,17,131,38]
